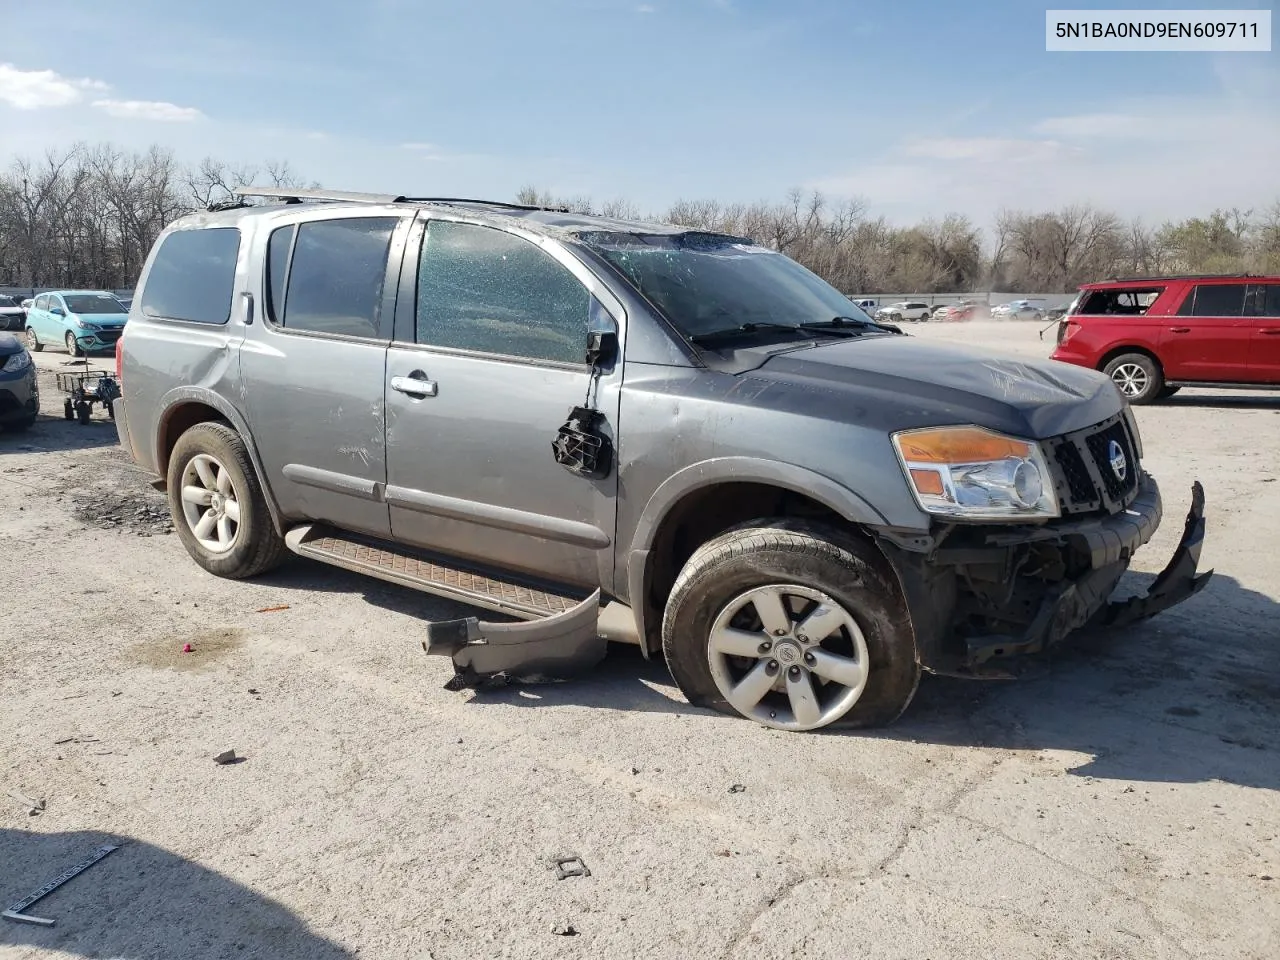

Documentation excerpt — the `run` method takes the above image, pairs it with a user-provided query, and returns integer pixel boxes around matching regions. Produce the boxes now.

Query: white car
[0,295,26,332]
[875,301,932,322]
[992,299,1044,321]
[848,297,879,315]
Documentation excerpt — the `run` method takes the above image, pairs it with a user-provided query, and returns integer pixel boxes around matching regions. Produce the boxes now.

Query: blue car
[25,290,128,356]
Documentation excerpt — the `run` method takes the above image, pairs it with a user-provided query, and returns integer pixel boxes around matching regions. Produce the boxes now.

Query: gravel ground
[2,324,1278,960]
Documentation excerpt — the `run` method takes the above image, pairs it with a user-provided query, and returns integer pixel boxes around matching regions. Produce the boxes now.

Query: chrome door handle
[390,375,437,397]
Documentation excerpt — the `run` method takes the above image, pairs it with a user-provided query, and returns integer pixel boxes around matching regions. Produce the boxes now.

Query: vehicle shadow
[0,412,121,454]
[0,828,352,959]
[254,557,1279,788]
[1160,392,1280,410]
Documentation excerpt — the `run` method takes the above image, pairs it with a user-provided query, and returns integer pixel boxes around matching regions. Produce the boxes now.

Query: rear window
[140,227,241,325]
[1078,287,1163,315]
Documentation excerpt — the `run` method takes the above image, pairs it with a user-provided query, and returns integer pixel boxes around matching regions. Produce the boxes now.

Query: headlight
[1,350,32,374]
[892,425,1060,519]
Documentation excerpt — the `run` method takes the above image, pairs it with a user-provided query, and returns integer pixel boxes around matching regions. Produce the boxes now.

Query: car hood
[0,332,24,356]
[731,334,1122,439]
[73,313,128,325]
[0,305,23,313]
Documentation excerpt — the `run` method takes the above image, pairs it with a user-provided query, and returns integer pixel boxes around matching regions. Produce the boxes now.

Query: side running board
[284,524,607,686]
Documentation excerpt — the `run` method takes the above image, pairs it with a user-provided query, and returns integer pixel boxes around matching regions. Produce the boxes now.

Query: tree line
[2,141,1276,294]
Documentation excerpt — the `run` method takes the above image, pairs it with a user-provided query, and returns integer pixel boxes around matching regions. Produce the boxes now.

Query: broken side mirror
[585,299,618,367]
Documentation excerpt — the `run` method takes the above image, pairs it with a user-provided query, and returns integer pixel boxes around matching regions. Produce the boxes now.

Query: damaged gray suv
[114,188,1211,732]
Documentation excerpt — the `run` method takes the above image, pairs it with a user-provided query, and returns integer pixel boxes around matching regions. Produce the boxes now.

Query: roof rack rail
[1099,272,1260,282]
[231,186,573,214]
[232,186,406,204]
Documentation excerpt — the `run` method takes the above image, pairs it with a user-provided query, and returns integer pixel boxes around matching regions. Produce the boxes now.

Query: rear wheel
[167,422,287,579]
[662,520,920,732]
[26,327,42,352]
[1103,353,1163,404]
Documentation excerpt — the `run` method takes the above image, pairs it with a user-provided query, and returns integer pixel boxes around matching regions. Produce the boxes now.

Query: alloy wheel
[1110,362,1149,398]
[706,584,870,732]
[179,454,242,554]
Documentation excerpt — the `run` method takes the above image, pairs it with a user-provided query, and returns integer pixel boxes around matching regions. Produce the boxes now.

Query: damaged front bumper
[888,477,1213,673]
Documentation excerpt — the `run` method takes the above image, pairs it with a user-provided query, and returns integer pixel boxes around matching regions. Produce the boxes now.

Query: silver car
[875,301,932,322]
[112,187,1211,732]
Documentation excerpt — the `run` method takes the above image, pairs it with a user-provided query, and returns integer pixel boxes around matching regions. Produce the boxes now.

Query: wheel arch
[155,387,285,535]
[1098,344,1163,375]
[625,459,892,657]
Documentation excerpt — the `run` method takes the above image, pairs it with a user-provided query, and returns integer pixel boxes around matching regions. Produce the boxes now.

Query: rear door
[383,215,623,590]
[238,209,415,538]
[1246,282,1280,382]
[1159,282,1253,382]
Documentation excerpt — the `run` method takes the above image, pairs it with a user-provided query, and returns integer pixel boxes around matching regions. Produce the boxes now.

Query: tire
[63,399,74,421]
[65,331,82,357]
[661,519,920,732]
[75,401,91,424]
[1103,352,1163,405]
[1156,385,1181,400]
[167,422,287,579]
[26,327,42,352]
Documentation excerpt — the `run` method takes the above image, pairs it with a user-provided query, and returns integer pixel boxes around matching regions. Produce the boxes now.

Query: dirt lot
[2,323,1278,960]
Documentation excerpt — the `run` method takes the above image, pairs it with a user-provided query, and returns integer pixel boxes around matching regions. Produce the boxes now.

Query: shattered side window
[415,220,590,365]
[1078,287,1163,316]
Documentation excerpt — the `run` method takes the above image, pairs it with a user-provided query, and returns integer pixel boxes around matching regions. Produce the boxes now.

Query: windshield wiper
[688,322,813,345]
[799,316,903,335]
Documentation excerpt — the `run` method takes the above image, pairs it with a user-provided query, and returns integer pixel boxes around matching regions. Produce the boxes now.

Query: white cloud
[903,137,1067,164]
[0,63,107,110]
[91,99,204,121]
[636,3,657,12]
[811,78,1280,228]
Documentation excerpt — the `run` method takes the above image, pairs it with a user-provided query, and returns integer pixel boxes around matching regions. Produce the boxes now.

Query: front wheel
[1103,353,1163,404]
[26,327,42,352]
[65,331,82,357]
[167,422,287,579]
[662,520,920,732]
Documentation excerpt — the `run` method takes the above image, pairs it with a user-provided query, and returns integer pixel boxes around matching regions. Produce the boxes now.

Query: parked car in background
[114,185,1210,733]
[1052,274,1280,404]
[992,299,1044,321]
[25,290,129,356]
[875,301,932,322]
[847,297,878,315]
[0,331,38,431]
[936,300,977,322]
[0,295,26,332]
[21,298,34,311]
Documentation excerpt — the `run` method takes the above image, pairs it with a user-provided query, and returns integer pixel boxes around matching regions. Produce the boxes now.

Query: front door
[238,211,414,538]
[1246,282,1280,383]
[384,216,623,590]
[1159,282,1253,382]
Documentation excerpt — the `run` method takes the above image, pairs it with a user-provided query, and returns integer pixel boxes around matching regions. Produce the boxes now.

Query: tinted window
[266,224,295,324]
[1245,283,1280,318]
[280,217,396,339]
[1267,285,1280,318]
[0,296,16,307]
[1189,283,1246,317]
[415,220,589,364]
[140,228,241,324]
[64,294,126,314]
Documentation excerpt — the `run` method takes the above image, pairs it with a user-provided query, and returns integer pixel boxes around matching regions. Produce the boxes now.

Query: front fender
[155,385,285,535]
[625,457,895,656]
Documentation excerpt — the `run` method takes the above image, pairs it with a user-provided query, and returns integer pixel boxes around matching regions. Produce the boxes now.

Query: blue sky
[1,0,1276,227]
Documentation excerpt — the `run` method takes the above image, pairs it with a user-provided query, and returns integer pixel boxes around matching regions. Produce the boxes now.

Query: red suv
[1051,275,1280,404]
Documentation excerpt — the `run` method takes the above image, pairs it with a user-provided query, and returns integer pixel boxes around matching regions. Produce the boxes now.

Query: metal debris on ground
[256,605,291,613]
[213,749,240,765]
[7,790,45,816]
[3,843,119,927]
[728,784,746,793]
[547,855,590,880]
